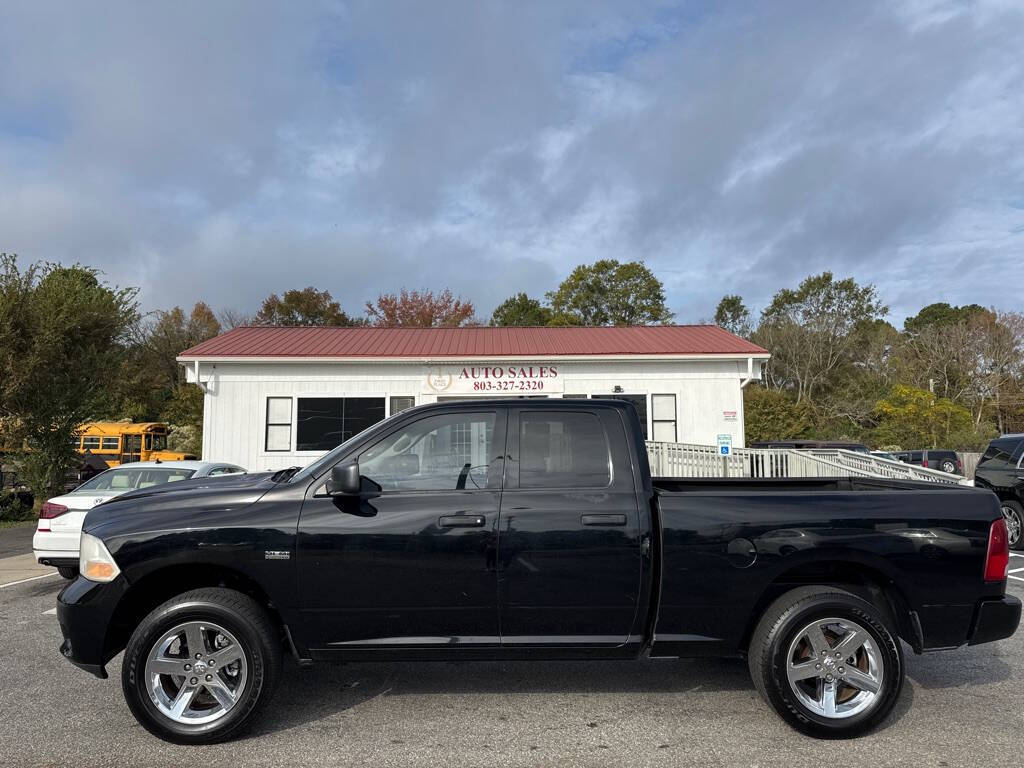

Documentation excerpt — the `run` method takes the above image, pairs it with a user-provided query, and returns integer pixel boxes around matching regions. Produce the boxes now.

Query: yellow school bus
[74,422,196,467]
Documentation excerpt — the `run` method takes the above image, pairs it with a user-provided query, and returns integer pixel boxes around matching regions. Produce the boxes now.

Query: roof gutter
[176,352,772,365]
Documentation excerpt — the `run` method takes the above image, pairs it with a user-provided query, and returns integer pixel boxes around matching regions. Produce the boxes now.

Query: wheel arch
[742,558,919,654]
[103,564,285,663]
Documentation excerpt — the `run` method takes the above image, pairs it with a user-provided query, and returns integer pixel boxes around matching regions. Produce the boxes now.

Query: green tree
[546,260,673,326]
[743,386,815,444]
[146,303,221,388]
[490,293,553,326]
[0,255,138,497]
[366,288,476,327]
[755,272,887,404]
[160,385,204,457]
[256,287,358,326]
[874,385,978,450]
[112,302,221,422]
[714,294,752,337]
[903,302,988,334]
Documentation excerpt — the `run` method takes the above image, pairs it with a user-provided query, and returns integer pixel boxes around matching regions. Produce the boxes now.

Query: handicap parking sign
[717,433,733,456]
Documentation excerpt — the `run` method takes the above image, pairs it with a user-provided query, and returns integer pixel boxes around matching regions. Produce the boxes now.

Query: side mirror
[327,460,361,496]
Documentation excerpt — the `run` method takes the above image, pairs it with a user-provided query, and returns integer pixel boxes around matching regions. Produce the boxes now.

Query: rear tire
[57,566,77,580]
[939,459,957,474]
[121,587,281,744]
[748,585,904,738]
[1002,501,1024,551]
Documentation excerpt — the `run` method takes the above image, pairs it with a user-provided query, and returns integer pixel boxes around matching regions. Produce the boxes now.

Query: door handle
[439,515,486,528]
[581,513,627,527]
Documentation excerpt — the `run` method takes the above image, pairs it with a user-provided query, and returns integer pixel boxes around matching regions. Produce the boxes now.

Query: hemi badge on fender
[264,550,291,560]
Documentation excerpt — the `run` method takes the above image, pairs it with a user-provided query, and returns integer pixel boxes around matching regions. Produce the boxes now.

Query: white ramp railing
[645,442,967,485]
[805,449,969,485]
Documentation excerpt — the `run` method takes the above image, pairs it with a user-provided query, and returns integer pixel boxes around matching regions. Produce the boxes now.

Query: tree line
[3,251,1021,508]
[716,273,1024,451]
[0,256,672,506]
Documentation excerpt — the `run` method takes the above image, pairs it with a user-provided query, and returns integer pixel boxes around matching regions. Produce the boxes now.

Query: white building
[178,325,769,471]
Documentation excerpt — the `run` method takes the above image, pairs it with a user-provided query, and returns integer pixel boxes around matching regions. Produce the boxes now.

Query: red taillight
[984,518,1010,582]
[39,502,69,519]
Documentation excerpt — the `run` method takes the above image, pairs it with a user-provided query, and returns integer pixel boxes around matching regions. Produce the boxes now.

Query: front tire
[748,585,904,738]
[121,588,281,744]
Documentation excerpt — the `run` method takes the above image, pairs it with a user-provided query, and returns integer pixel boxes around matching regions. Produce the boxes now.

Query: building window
[519,411,611,489]
[296,397,386,452]
[593,394,648,439]
[101,437,119,450]
[390,396,416,415]
[651,394,677,443]
[266,397,292,452]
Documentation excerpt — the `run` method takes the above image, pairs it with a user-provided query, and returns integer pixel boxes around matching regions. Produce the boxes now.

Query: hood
[83,471,281,538]
[109,470,274,504]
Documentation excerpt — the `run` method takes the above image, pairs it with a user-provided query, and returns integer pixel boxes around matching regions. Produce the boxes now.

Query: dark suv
[974,435,1024,550]
[892,450,962,475]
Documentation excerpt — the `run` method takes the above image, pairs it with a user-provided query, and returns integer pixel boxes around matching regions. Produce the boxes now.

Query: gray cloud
[1,0,1022,324]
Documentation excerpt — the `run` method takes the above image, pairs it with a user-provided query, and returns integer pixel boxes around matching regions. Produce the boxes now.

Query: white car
[33,460,245,578]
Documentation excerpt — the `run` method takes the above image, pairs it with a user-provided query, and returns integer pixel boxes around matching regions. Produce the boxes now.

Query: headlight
[79,533,121,583]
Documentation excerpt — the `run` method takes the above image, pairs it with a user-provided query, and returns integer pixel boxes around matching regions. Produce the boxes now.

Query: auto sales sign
[423,364,564,395]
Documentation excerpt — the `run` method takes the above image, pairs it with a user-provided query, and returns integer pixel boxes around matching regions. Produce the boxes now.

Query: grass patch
[0,518,35,530]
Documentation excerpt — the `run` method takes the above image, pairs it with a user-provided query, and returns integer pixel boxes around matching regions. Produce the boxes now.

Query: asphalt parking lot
[0,537,1021,767]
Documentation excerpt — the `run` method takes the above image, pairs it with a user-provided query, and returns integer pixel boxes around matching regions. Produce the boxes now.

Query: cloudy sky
[1,0,1022,324]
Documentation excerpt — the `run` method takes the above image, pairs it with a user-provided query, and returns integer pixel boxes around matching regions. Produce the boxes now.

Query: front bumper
[968,595,1022,646]
[56,575,129,679]
[36,552,79,568]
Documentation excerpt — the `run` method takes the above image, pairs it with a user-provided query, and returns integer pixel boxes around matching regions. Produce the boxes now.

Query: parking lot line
[0,572,58,589]
[1010,575,1024,583]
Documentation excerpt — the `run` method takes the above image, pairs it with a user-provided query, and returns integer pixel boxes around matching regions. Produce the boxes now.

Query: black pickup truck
[58,399,1019,744]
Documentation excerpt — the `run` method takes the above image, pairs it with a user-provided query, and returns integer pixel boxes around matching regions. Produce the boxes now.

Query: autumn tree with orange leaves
[365,288,476,327]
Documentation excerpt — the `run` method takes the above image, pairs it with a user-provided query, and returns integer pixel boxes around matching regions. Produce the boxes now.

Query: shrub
[0,490,33,522]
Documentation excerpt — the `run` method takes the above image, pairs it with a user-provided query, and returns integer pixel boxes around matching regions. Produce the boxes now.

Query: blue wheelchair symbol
[720,446,730,455]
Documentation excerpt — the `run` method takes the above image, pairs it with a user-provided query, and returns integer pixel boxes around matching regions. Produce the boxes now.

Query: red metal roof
[178,325,768,360]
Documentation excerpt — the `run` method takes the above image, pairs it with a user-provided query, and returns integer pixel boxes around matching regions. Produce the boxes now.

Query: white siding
[186,359,756,472]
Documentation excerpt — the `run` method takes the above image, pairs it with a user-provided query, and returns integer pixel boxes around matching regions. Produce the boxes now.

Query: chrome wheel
[786,617,883,719]
[1003,506,1022,547]
[145,621,248,726]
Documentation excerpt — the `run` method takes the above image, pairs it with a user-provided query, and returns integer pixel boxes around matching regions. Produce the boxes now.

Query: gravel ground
[0,565,1021,768]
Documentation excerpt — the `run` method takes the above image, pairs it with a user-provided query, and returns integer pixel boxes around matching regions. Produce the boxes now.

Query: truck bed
[649,475,999,658]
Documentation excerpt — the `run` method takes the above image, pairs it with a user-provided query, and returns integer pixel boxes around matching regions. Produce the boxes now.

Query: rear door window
[519,411,611,489]
[981,440,1016,467]
[1011,440,1024,466]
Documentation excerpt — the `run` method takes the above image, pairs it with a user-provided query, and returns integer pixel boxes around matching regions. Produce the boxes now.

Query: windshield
[74,467,196,492]
[289,410,407,483]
